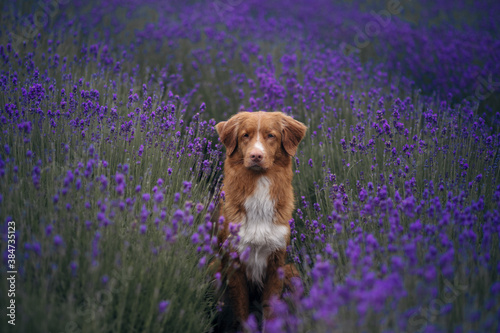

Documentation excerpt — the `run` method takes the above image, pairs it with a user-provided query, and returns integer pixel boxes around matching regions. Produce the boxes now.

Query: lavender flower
[53,235,63,247]
[158,300,170,314]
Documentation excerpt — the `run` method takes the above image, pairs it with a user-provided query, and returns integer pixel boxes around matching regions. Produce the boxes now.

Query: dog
[214,111,306,330]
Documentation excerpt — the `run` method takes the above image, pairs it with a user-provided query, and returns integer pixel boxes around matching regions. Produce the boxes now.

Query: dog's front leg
[227,265,250,325]
[262,250,285,320]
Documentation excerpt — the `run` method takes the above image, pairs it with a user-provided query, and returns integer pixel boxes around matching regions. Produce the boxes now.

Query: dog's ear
[215,115,240,156]
[281,115,307,156]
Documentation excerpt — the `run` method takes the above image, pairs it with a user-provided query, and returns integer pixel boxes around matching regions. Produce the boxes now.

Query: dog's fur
[214,111,306,329]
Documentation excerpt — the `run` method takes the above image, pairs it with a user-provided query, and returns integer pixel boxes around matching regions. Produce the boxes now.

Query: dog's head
[215,111,307,171]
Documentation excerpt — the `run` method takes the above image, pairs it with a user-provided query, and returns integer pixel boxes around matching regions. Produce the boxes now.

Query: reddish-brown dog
[215,111,306,329]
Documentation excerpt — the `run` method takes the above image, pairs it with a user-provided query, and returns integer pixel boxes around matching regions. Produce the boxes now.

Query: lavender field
[1,0,499,332]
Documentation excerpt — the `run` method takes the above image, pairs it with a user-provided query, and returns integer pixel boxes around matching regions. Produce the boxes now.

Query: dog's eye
[243,133,249,138]
[268,133,275,138]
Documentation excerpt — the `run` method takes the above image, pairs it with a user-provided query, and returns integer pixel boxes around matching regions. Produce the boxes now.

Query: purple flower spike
[198,256,207,268]
[54,235,63,246]
[183,181,192,193]
[115,173,125,185]
[196,203,204,213]
[154,192,164,203]
[191,233,200,244]
[115,184,125,196]
[158,300,170,314]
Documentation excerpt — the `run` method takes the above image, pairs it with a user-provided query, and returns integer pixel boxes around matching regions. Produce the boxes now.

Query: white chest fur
[238,176,289,288]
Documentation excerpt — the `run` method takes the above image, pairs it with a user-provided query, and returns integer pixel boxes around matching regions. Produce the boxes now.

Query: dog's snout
[250,150,263,162]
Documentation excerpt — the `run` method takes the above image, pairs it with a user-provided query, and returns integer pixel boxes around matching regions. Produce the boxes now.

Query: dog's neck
[222,163,294,215]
